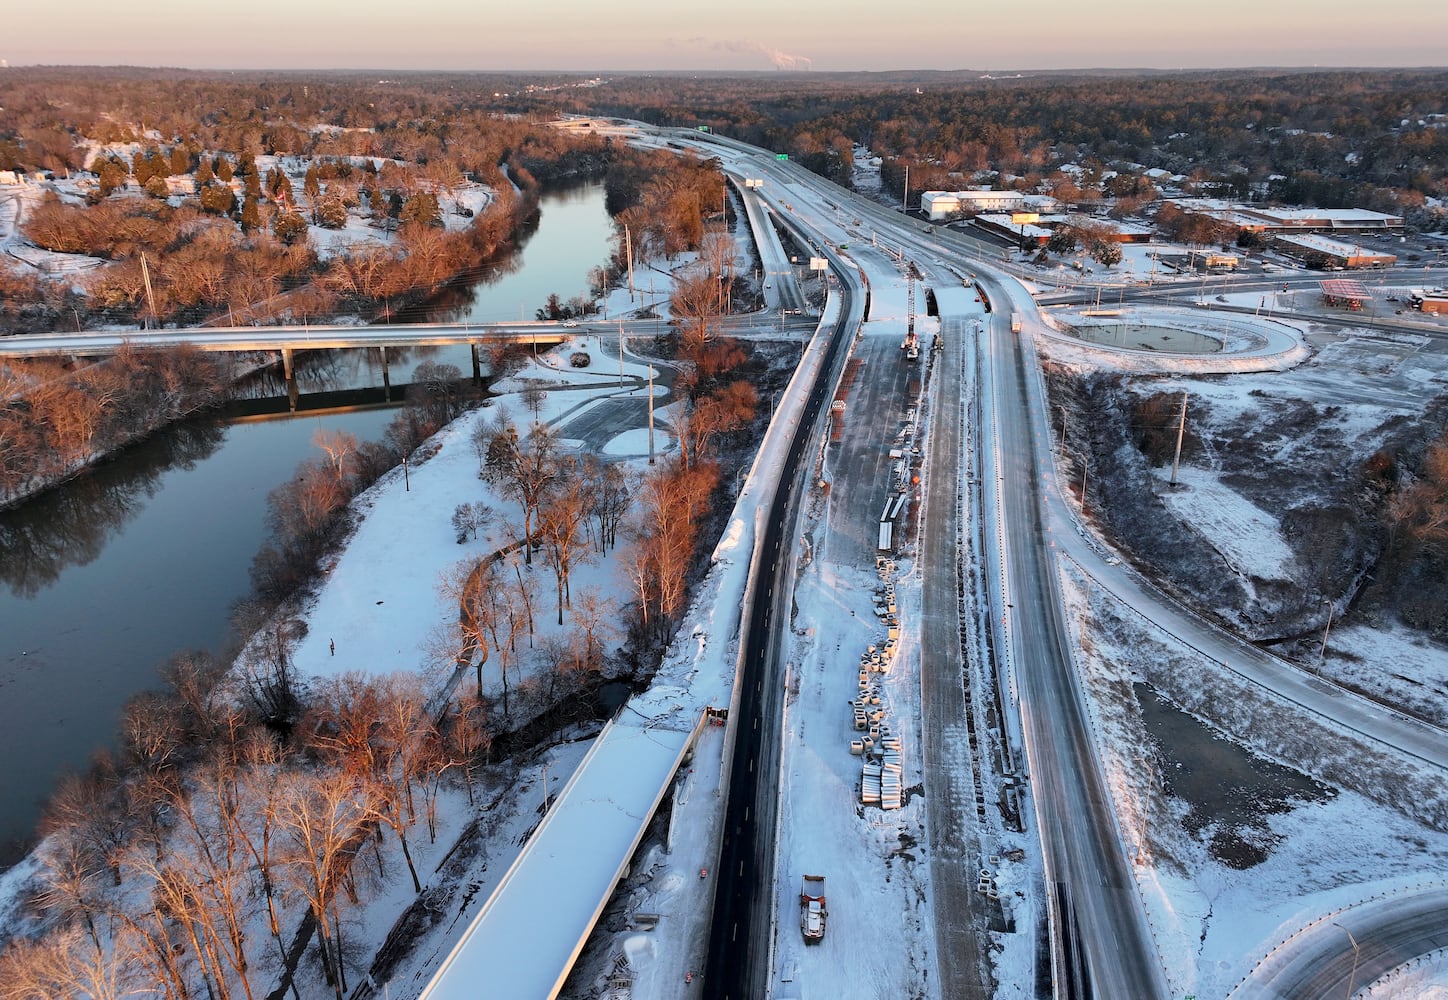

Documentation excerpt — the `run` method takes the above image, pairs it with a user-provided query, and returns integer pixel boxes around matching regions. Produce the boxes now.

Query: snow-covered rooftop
[977,212,1052,238]
[1274,232,1397,258]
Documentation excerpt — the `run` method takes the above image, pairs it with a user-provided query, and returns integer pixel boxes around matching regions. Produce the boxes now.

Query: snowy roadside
[1061,562,1448,998]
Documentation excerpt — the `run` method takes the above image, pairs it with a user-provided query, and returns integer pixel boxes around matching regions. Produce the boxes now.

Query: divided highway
[689,129,1170,997]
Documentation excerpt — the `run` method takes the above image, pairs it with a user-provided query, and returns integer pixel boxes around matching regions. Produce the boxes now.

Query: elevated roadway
[418,720,698,1000]
[0,320,570,357]
[1232,885,1448,999]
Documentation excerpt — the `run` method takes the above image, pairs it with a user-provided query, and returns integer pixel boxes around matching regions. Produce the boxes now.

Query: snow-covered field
[287,334,668,689]
[1064,562,1448,998]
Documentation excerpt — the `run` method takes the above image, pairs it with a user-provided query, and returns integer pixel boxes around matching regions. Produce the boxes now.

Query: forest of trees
[0,346,229,506]
[8,67,1442,338]
[0,70,621,333]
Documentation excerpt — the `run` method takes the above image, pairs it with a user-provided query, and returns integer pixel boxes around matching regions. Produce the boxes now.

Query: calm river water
[0,181,616,862]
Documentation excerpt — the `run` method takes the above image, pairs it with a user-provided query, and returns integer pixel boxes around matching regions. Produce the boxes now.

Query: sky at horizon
[6,1,1448,73]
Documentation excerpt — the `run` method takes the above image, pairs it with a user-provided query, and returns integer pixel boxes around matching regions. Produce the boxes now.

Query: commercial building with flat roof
[1168,199,1404,234]
[1273,233,1397,268]
[921,189,1057,219]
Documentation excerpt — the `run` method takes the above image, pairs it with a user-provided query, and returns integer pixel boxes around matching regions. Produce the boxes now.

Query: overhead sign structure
[776,153,789,161]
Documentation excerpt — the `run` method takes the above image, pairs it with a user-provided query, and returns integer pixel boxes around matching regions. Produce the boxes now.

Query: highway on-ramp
[979,300,1168,998]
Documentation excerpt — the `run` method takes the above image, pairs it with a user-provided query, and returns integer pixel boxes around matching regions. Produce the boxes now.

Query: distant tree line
[545,68,1448,228]
[0,71,626,331]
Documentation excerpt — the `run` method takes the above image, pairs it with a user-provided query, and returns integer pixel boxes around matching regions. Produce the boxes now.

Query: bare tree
[33,835,108,957]
[126,781,259,1000]
[159,648,230,742]
[224,738,297,981]
[572,588,618,675]
[313,428,359,481]
[39,756,133,887]
[230,605,307,736]
[0,924,147,1000]
[519,381,546,424]
[492,567,530,718]
[583,456,634,555]
[446,699,492,807]
[361,673,439,894]
[481,420,559,565]
[670,267,723,346]
[450,500,492,543]
[274,769,372,1000]
[438,556,500,700]
[537,462,593,624]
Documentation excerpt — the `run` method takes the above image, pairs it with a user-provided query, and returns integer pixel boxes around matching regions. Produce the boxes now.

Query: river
[0,180,617,863]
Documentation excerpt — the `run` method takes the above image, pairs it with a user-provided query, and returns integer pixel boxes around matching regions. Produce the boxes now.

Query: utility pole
[1318,600,1335,673]
[1169,392,1188,487]
[617,320,625,387]
[902,163,909,214]
[624,225,635,300]
[139,251,158,329]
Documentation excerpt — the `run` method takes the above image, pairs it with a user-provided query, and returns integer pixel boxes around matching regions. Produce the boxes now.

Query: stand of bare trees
[0,645,494,1000]
[0,346,229,509]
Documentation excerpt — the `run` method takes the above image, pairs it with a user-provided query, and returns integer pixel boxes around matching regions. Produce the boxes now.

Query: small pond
[1070,323,1223,354]
[1136,683,1333,868]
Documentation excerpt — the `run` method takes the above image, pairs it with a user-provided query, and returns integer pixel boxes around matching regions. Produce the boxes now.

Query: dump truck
[800,875,827,943]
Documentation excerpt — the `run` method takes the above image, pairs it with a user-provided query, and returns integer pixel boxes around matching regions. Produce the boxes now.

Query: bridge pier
[280,347,298,412]
[379,345,391,402]
[471,343,483,386]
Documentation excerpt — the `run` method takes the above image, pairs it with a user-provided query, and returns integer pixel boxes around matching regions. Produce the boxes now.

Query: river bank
[0,181,620,860]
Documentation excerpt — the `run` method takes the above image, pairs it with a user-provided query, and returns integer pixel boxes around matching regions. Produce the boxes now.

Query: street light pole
[1317,599,1335,672]
[1332,923,1359,1000]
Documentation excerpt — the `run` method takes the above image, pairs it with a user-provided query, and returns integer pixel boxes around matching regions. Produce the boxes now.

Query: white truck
[800,875,827,943]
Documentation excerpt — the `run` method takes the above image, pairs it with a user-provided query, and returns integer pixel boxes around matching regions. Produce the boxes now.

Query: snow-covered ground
[8,122,1448,998]
[1031,286,1448,994]
[1063,562,1448,999]
[287,334,667,688]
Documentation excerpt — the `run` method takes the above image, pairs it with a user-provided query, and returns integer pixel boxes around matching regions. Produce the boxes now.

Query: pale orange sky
[6,0,1447,71]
